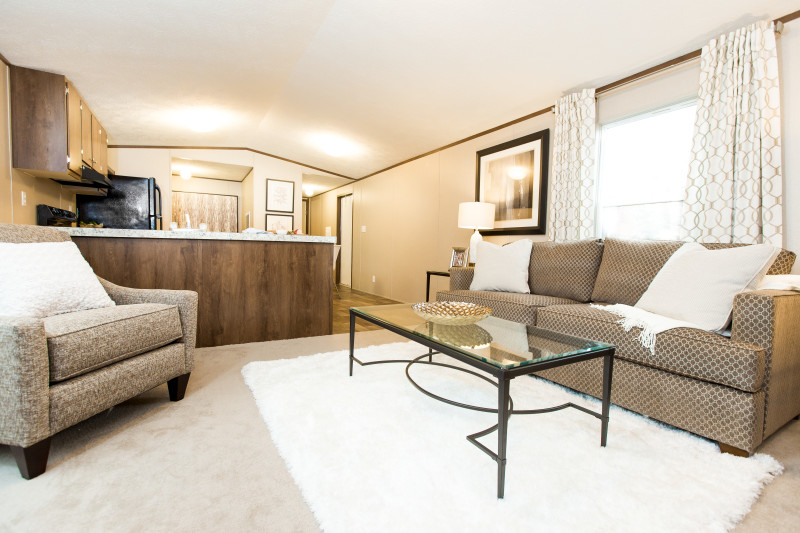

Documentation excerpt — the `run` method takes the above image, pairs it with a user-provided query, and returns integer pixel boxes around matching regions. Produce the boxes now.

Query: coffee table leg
[600,352,614,446]
[349,311,356,376]
[497,376,510,498]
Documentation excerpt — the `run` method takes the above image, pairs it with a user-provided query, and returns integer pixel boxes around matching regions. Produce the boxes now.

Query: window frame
[594,96,698,240]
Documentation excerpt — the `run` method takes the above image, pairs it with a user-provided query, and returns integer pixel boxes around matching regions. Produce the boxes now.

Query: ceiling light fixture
[173,108,226,133]
[311,133,363,158]
[180,168,192,180]
[303,185,315,196]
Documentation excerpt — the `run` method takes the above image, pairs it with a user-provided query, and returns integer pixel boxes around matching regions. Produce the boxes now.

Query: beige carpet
[0,330,799,532]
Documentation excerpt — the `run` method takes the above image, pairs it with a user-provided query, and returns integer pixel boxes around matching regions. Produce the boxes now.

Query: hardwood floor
[332,284,400,334]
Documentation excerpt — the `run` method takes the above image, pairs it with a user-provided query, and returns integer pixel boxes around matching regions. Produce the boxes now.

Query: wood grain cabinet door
[80,101,93,167]
[66,81,83,176]
[91,115,107,174]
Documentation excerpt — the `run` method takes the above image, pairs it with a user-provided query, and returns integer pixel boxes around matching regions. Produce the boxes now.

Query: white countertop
[58,227,336,244]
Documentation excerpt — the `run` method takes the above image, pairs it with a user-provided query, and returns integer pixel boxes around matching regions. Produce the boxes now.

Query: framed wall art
[266,214,294,232]
[475,129,549,235]
[266,179,295,213]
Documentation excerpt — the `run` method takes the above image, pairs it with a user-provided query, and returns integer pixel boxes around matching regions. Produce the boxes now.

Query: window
[596,101,696,240]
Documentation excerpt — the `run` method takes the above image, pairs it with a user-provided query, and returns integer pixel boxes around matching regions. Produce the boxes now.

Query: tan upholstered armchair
[0,224,197,479]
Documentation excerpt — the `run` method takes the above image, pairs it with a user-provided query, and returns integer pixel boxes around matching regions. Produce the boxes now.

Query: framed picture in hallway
[266,179,295,213]
[266,214,294,232]
[475,129,549,235]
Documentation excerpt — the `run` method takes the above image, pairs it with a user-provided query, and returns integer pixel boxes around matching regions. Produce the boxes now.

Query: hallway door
[337,194,353,287]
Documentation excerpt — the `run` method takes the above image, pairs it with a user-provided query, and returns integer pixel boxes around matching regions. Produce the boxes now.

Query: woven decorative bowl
[415,323,493,349]
[411,301,492,326]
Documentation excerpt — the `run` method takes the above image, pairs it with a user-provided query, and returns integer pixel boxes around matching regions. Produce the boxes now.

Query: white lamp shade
[458,202,495,230]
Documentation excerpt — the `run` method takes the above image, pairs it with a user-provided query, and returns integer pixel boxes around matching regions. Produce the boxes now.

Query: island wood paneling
[72,236,332,347]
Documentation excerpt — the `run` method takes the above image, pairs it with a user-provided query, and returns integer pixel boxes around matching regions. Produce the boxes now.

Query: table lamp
[458,202,495,264]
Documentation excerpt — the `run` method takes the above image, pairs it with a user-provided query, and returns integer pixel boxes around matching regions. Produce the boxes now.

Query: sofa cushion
[437,290,576,326]
[591,239,683,305]
[591,239,797,306]
[529,239,603,302]
[43,303,183,383]
[536,304,765,392]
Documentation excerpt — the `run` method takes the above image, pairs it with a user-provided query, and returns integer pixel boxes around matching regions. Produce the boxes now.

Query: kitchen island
[60,228,336,347]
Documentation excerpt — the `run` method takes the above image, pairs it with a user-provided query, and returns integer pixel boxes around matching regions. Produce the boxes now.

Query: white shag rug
[241,342,782,533]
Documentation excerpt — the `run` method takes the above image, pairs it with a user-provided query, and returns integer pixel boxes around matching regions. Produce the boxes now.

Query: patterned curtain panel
[681,21,782,246]
[549,88,597,242]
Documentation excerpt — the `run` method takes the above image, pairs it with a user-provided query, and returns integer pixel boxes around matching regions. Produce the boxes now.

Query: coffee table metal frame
[349,307,615,499]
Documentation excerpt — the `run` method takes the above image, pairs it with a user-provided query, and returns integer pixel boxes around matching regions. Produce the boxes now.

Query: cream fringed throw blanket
[591,304,702,354]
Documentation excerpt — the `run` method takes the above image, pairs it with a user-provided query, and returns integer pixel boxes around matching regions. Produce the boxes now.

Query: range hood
[56,165,112,189]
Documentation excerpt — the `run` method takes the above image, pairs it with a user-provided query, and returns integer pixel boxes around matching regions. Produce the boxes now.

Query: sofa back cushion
[591,238,797,305]
[528,239,604,302]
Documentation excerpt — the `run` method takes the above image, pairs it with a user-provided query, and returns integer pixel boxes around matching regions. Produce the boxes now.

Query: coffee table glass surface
[351,303,612,370]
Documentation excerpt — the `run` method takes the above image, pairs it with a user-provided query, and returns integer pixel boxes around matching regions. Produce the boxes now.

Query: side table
[426,270,451,301]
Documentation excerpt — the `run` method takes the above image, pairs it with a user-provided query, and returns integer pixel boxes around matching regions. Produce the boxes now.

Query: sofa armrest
[449,267,474,291]
[732,290,800,437]
[0,316,50,447]
[98,278,198,373]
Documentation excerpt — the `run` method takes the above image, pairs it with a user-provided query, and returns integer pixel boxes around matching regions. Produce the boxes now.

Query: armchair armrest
[0,316,50,447]
[449,267,474,291]
[732,290,800,437]
[97,278,198,372]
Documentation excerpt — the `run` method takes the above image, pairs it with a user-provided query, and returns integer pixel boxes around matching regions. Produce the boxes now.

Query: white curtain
[548,88,597,242]
[681,21,782,245]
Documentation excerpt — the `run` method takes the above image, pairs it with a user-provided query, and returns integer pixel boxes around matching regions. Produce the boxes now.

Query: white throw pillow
[0,241,115,318]
[756,274,800,291]
[469,240,533,293]
[635,242,780,331]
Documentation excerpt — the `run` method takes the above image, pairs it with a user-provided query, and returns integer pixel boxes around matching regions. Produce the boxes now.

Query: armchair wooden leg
[168,372,191,402]
[10,438,51,479]
[718,442,750,457]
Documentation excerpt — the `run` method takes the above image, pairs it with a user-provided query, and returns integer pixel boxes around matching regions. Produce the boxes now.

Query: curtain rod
[592,13,794,99]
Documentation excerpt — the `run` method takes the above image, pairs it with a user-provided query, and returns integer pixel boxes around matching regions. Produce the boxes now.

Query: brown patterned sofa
[437,238,800,456]
[0,224,198,479]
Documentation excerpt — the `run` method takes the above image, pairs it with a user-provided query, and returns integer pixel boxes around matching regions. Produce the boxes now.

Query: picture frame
[475,129,549,235]
[266,214,294,232]
[449,246,469,268]
[266,179,295,213]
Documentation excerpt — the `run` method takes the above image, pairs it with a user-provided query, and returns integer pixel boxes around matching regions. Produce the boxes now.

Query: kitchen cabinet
[9,65,110,185]
[90,114,108,174]
[79,100,107,174]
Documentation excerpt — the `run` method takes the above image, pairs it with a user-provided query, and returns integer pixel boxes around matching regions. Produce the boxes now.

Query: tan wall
[171,175,243,231]
[312,111,554,303]
[0,61,76,225]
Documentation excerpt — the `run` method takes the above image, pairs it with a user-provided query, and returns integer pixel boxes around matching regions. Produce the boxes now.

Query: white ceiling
[0,0,795,178]
[302,173,352,196]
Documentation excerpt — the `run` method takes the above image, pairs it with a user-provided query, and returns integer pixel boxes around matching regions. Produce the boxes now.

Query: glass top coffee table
[349,303,616,498]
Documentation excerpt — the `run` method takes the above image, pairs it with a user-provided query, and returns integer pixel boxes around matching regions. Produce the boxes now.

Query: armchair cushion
[44,304,183,383]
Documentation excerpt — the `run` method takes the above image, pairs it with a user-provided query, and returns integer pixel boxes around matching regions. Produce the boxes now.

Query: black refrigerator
[77,175,162,229]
